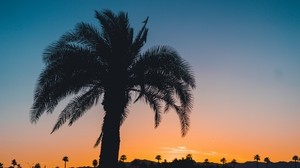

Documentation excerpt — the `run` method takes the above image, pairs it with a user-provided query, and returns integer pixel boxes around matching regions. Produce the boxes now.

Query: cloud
[203,151,229,156]
[161,147,230,157]
[161,146,199,154]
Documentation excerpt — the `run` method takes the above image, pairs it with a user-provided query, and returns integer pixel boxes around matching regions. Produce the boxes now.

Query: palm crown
[30,10,195,168]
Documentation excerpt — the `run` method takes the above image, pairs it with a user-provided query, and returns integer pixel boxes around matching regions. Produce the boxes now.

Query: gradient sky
[1,0,300,167]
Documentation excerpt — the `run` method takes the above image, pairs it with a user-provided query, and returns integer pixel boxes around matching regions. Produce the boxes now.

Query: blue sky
[1,0,300,166]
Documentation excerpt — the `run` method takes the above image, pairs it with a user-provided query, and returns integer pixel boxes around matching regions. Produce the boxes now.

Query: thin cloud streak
[161,146,199,154]
[161,147,230,157]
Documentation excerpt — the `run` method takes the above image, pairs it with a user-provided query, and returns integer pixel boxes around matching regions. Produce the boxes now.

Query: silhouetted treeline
[1,158,298,168]
[103,159,299,168]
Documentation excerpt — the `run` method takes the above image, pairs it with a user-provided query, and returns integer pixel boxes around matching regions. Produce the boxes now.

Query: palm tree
[220,157,226,165]
[231,159,237,168]
[62,156,68,168]
[186,154,193,160]
[264,157,270,168]
[156,155,162,163]
[30,9,195,168]
[0,162,3,168]
[204,159,209,166]
[92,159,98,168]
[34,163,41,168]
[120,155,127,162]
[254,154,260,168]
[11,159,17,168]
[293,155,299,168]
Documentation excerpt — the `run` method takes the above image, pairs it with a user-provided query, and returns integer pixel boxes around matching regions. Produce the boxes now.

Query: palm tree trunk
[99,112,122,168]
[99,89,125,168]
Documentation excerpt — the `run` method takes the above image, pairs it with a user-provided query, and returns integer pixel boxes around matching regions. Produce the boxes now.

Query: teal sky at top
[1,0,300,127]
[0,0,300,164]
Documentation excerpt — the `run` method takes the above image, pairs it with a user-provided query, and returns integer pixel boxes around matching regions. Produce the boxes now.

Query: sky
[1,0,300,167]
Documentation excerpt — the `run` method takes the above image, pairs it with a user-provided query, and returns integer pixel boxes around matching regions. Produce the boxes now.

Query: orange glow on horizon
[1,103,299,167]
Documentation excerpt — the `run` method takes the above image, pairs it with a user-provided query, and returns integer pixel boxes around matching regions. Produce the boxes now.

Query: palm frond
[68,87,103,125]
[142,46,195,88]
[51,86,103,133]
[31,43,103,123]
[131,86,163,128]
[128,45,195,135]
[94,10,115,45]
[130,17,149,60]
[174,105,190,136]
[94,132,103,147]
[60,22,110,60]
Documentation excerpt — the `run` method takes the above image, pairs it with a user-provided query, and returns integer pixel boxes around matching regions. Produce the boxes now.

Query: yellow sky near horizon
[2,102,298,168]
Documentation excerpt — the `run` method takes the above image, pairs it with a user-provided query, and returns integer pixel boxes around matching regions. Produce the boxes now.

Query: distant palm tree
[0,162,3,168]
[204,159,209,166]
[293,155,299,168]
[221,158,226,165]
[254,154,260,168]
[120,155,127,162]
[92,159,98,168]
[231,159,237,168]
[62,156,68,168]
[11,159,17,168]
[264,157,270,168]
[156,155,162,163]
[186,154,193,160]
[34,163,41,168]
[30,9,195,168]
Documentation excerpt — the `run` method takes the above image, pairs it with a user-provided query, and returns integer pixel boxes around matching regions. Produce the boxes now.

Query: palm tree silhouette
[11,159,17,168]
[220,157,226,165]
[231,159,237,168]
[0,162,3,168]
[204,159,209,166]
[34,163,41,168]
[92,159,98,168]
[156,155,162,163]
[293,155,299,168]
[254,154,260,168]
[62,156,68,168]
[264,157,270,168]
[186,154,193,160]
[120,155,127,162]
[30,9,195,168]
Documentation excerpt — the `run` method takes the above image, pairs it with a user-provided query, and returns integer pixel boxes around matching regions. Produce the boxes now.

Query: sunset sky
[1,0,300,167]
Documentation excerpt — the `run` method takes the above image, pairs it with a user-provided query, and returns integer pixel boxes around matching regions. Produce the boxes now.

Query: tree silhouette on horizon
[264,157,270,168]
[92,159,98,168]
[254,154,260,168]
[204,159,209,167]
[186,154,193,161]
[220,157,226,166]
[120,155,127,162]
[11,159,17,168]
[62,156,68,168]
[30,9,195,168]
[156,155,162,163]
[231,159,237,168]
[293,155,299,168]
[34,163,41,168]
